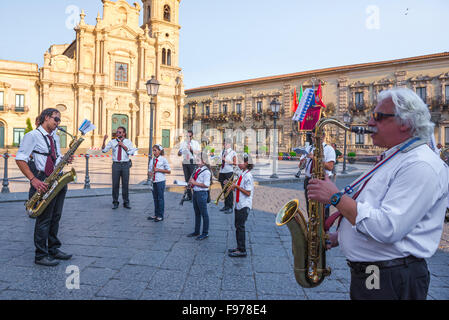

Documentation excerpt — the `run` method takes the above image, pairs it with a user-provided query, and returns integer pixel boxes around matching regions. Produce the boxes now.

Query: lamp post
[341,112,351,175]
[270,98,281,179]
[144,75,160,185]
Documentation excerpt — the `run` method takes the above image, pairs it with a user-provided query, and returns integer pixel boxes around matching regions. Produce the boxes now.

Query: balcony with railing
[14,105,29,113]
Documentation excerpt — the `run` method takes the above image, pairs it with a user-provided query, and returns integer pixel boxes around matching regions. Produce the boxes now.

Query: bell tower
[141,0,181,68]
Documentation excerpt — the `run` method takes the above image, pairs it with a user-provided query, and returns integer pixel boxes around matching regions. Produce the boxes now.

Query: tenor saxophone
[25,127,84,218]
[275,118,351,287]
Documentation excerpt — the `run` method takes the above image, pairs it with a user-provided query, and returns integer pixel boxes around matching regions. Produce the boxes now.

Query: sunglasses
[371,112,395,122]
[51,116,61,123]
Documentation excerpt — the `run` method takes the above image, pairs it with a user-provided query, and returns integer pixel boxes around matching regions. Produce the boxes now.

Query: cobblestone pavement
[0,183,448,300]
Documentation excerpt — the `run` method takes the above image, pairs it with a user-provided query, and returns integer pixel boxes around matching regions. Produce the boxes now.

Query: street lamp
[144,75,160,185]
[341,112,352,175]
[270,98,281,179]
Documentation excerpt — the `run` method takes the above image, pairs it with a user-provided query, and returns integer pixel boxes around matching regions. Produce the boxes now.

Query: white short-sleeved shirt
[179,139,201,164]
[219,148,237,174]
[102,138,136,162]
[148,156,171,183]
[16,126,63,172]
[304,143,336,178]
[192,166,211,192]
[234,170,254,210]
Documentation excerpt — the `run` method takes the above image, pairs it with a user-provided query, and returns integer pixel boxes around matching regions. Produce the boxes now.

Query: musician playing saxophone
[307,88,449,300]
[16,108,73,267]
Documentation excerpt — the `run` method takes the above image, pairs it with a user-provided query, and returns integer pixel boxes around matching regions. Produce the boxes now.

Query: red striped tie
[153,159,158,181]
[236,175,243,203]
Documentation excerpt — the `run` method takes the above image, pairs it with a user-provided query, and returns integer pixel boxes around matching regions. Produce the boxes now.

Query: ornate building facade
[185,52,449,156]
[0,0,184,150]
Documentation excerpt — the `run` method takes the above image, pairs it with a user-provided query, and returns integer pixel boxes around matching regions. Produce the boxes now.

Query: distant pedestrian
[187,152,212,240]
[178,130,201,202]
[148,144,171,222]
[228,153,254,258]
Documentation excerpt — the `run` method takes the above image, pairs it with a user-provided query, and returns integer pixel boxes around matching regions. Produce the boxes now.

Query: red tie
[221,151,226,169]
[236,175,243,203]
[153,158,159,181]
[44,135,56,176]
[193,168,201,180]
[117,143,122,161]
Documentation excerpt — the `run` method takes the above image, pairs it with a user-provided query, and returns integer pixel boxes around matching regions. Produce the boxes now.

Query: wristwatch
[330,192,343,206]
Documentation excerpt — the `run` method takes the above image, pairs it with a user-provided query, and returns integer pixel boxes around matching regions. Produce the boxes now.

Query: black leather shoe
[51,250,72,260]
[196,234,209,241]
[35,256,60,266]
[220,207,227,211]
[112,203,119,209]
[124,203,132,209]
[187,232,200,237]
[224,209,233,214]
[229,251,247,258]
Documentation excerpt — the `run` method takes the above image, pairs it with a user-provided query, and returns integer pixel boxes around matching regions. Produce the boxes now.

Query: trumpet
[214,169,240,205]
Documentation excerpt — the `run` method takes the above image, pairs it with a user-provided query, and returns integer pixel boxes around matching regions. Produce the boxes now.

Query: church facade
[0,0,184,150]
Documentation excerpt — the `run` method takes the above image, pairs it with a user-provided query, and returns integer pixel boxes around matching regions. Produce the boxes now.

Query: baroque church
[0,0,184,150]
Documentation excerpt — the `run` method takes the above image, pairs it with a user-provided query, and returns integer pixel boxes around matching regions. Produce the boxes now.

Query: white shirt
[219,148,237,174]
[234,170,254,210]
[339,140,449,262]
[192,165,211,192]
[148,156,171,183]
[16,126,63,172]
[102,138,136,162]
[179,139,201,163]
[304,143,336,178]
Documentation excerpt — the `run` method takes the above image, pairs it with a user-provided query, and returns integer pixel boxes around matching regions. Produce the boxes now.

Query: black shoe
[112,203,119,209]
[228,248,239,253]
[196,234,209,241]
[229,251,247,258]
[220,207,227,212]
[154,217,164,222]
[124,203,132,209]
[50,250,72,260]
[35,256,60,266]
[147,215,156,220]
[224,209,233,214]
[187,232,200,237]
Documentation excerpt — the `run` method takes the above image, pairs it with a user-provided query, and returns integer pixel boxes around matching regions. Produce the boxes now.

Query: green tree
[25,118,33,134]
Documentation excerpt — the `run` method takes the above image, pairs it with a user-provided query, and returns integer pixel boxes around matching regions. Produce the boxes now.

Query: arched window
[167,49,172,66]
[163,5,171,22]
[162,48,166,65]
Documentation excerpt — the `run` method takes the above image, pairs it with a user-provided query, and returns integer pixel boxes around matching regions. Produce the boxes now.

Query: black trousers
[29,172,68,260]
[304,177,329,220]
[349,258,430,300]
[234,207,250,252]
[219,172,234,209]
[182,163,196,199]
[112,162,130,205]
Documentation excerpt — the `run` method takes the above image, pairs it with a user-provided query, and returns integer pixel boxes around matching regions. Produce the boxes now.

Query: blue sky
[0,0,448,89]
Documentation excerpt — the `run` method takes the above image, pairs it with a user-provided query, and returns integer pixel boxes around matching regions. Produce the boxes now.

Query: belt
[113,161,129,164]
[347,255,424,273]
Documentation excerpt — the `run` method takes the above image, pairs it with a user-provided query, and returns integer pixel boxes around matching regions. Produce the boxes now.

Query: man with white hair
[307,87,449,300]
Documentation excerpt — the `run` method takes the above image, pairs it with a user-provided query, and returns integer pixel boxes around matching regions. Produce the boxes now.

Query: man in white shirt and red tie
[102,127,137,209]
[178,130,201,202]
[16,108,73,266]
[307,88,449,300]
[218,139,237,214]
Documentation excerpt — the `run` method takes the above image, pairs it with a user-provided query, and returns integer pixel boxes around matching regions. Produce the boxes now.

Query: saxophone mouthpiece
[350,126,377,134]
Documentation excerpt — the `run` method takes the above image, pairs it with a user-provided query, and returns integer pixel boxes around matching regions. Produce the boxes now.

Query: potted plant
[347,152,356,164]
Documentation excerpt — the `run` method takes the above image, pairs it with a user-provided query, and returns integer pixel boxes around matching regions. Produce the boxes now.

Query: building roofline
[185,52,449,93]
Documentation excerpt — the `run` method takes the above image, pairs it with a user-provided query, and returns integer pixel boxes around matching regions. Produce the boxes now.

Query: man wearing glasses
[307,88,449,299]
[16,108,73,266]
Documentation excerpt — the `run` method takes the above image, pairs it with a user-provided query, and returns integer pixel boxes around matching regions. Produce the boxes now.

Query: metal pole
[270,114,279,179]
[144,98,155,185]
[342,130,348,174]
[1,151,10,193]
[84,154,91,189]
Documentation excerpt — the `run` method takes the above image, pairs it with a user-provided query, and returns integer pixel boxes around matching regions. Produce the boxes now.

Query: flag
[292,87,298,113]
[292,88,315,122]
[315,83,327,108]
[300,106,322,131]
